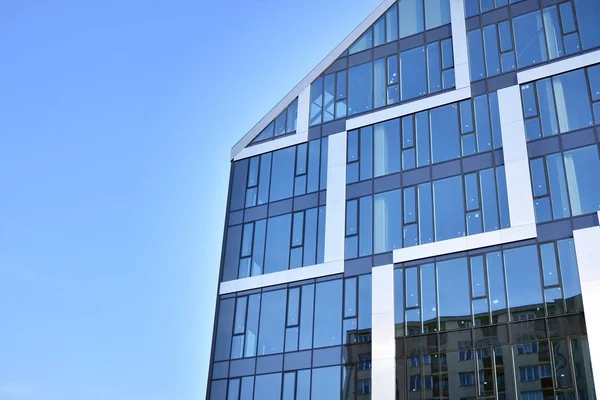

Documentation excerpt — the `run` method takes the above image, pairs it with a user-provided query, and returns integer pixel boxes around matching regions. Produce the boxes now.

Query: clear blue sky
[0,1,380,399]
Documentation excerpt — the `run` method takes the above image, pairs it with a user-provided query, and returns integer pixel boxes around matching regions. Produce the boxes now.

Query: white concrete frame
[517,49,600,84]
[573,215,600,394]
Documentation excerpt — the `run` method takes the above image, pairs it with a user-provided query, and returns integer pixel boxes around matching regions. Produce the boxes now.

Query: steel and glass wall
[209,0,600,398]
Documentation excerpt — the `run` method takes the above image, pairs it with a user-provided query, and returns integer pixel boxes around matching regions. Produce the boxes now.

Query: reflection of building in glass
[206,0,600,398]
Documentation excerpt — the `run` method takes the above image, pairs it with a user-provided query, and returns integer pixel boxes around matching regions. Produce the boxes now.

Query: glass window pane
[474,94,492,152]
[350,29,373,54]
[416,111,431,167]
[465,0,479,17]
[462,134,476,156]
[501,51,516,72]
[557,239,582,313]
[401,46,427,100]
[312,366,341,400]
[433,176,465,241]
[374,17,386,47]
[223,225,242,282]
[534,197,553,222]
[483,24,501,77]
[504,245,544,320]
[234,297,247,334]
[589,65,600,101]
[400,0,424,38]
[563,146,600,216]
[559,2,576,33]
[403,147,416,170]
[346,236,358,259]
[258,290,286,355]
[425,0,450,29]
[374,58,386,109]
[228,379,240,400]
[303,208,318,266]
[540,243,559,287]
[245,294,260,357]
[465,173,480,211]
[299,285,314,350]
[241,223,254,257]
[292,212,304,248]
[468,29,486,81]
[404,224,418,247]
[565,32,582,54]
[467,210,483,235]
[438,258,471,331]
[530,158,548,197]
[270,147,295,201]
[374,189,403,253]
[214,298,235,361]
[418,182,434,243]
[404,186,417,223]
[283,372,295,400]
[487,251,508,323]
[537,79,559,137]
[320,138,328,191]
[460,100,474,134]
[360,126,373,180]
[480,168,500,231]
[264,214,292,274]
[274,110,287,136]
[348,130,359,163]
[387,84,400,104]
[521,84,538,118]
[402,115,414,148]
[388,55,399,85]
[574,0,600,50]
[471,256,486,298]
[347,199,358,236]
[489,92,502,149]
[525,117,542,141]
[427,42,442,93]
[323,74,335,123]
[310,77,323,126]
[256,154,271,205]
[314,280,343,347]
[210,380,227,400]
[345,278,357,318]
[252,220,266,276]
[496,165,511,228]
[349,62,373,115]
[421,263,437,333]
[542,6,564,60]
[374,119,401,177]
[498,21,513,52]
[337,70,347,100]
[442,68,455,89]
[286,100,298,133]
[317,206,326,264]
[513,11,548,68]
[406,267,419,308]
[254,373,282,400]
[359,196,373,256]
[358,274,372,330]
[441,38,453,69]
[386,3,399,42]
[394,268,405,333]
[547,153,571,219]
[552,69,594,133]
[430,104,460,163]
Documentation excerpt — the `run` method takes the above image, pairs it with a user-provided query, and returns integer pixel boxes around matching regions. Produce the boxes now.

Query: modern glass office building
[207,0,600,398]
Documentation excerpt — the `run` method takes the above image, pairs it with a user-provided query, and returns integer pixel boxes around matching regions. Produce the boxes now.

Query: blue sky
[0,1,380,399]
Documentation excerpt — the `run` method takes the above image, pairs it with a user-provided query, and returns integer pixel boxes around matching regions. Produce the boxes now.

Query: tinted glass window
[254,373,281,400]
[373,119,401,177]
[425,0,450,29]
[214,299,235,361]
[552,70,594,132]
[270,147,295,201]
[468,29,485,81]
[401,47,427,100]
[312,366,341,400]
[374,190,403,253]
[430,104,460,163]
[438,258,470,331]
[513,12,548,68]
[264,214,292,274]
[504,245,544,319]
[349,63,373,115]
[563,146,600,216]
[258,290,286,355]
[433,176,465,241]
[574,0,600,50]
[314,280,343,347]
[399,0,424,38]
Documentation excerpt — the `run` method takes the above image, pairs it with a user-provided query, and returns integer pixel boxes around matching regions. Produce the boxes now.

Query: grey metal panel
[322,119,347,137]
[293,193,320,211]
[402,167,431,186]
[481,7,509,26]
[212,361,229,379]
[399,33,425,51]
[471,80,487,96]
[466,16,481,31]
[487,72,518,92]
[324,57,348,75]
[255,354,284,374]
[426,24,452,42]
[347,180,374,199]
[431,159,462,180]
[319,190,327,206]
[244,205,268,222]
[373,173,402,194]
[462,152,494,173]
[312,346,342,367]
[572,214,600,230]
[527,136,561,158]
[511,0,540,17]
[494,149,505,166]
[349,50,373,68]
[228,210,244,226]
[229,358,256,378]
[268,199,294,217]
[561,128,596,151]
[373,41,399,59]
[537,220,573,242]
[308,126,322,140]
[283,350,312,371]
[344,257,373,276]
[373,252,394,267]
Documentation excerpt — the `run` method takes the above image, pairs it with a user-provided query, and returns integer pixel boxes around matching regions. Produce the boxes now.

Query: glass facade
[210,0,600,398]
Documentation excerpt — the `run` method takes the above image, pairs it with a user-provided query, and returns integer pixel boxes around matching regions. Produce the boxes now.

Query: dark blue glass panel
[254,373,281,400]
[283,372,295,400]
[307,139,321,193]
[312,366,341,400]
[589,65,600,101]
[421,263,437,333]
[374,119,401,177]
[564,33,581,55]
[358,274,372,329]
[359,196,373,256]
[552,70,594,133]
[418,182,434,244]
[471,256,486,298]
[314,280,343,347]
[427,42,442,93]
[537,79,559,137]
[404,224,418,247]
[474,95,492,152]
[345,278,357,318]
[534,197,553,222]
[303,208,318,266]
[374,58,387,109]
[547,153,571,219]
[483,24,501,77]
[480,168,500,231]
[489,92,502,149]
[401,46,427,100]
[465,173,480,211]
[299,285,314,350]
[557,239,583,312]
[374,189,403,253]
[224,225,242,281]
[560,2,576,33]
[498,21,513,52]
[317,206,326,264]
[241,376,254,400]
[486,251,508,322]
[387,4,399,42]
[521,84,538,118]
[460,100,474,134]
[214,299,235,361]
[465,0,479,17]
[438,258,471,331]
[563,146,600,216]
[574,0,600,50]
[504,245,544,319]
[513,11,548,68]
[348,130,359,163]
[210,380,227,400]
[245,294,260,357]
[406,267,419,308]
[345,236,358,259]
[405,186,417,223]
[258,153,272,205]
[297,370,311,400]
[241,223,253,258]
[252,220,266,276]
[416,111,431,167]
[543,7,564,60]
[265,214,292,273]
[468,29,486,81]
[442,68,455,89]
[501,51,516,72]
[525,118,542,141]
[347,200,358,236]
[258,290,286,355]
[442,38,453,70]
[228,379,240,400]
[270,147,295,202]
[433,176,465,241]
[394,268,404,328]
[430,104,460,163]
[496,166,510,228]
[540,243,559,286]
[530,158,548,197]
[360,126,373,181]
[349,62,373,115]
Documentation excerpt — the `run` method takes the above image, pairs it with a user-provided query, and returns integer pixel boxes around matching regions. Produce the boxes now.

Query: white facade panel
[372,264,396,400]
[517,49,600,84]
[233,131,308,161]
[325,132,347,263]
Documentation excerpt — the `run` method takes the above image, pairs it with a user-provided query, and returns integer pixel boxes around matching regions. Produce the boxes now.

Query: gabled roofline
[230,0,396,160]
